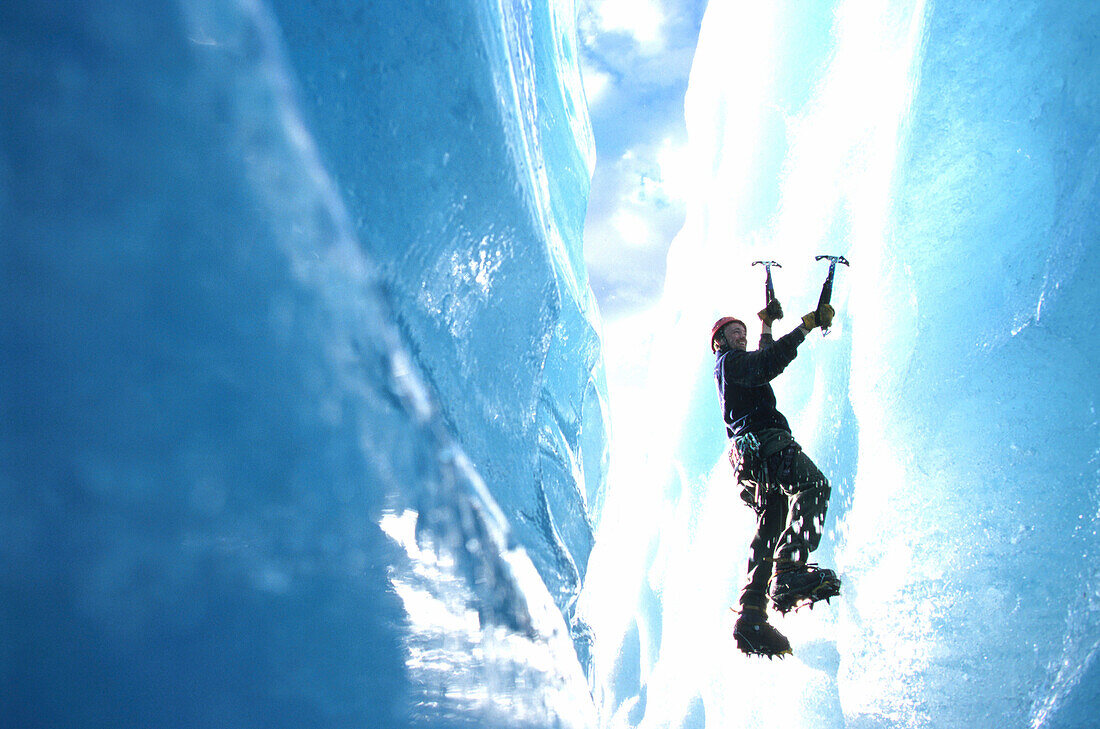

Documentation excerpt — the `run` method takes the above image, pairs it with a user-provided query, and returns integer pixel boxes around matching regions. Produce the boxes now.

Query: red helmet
[710,316,745,352]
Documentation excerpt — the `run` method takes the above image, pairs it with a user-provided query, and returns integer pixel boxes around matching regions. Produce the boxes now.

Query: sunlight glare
[581,61,613,107]
[655,138,692,204]
[583,0,932,726]
[595,0,665,48]
[611,209,655,246]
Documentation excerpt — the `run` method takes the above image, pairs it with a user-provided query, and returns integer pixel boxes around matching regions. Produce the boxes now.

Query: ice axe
[814,255,849,335]
[752,260,783,321]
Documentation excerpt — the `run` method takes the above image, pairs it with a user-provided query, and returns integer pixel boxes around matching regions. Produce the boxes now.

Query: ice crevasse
[578,1,1100,728]
[4,1,1100,728]
[1,1,606,727]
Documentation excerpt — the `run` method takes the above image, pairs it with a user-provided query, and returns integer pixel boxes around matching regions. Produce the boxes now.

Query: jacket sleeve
[721,327,806,386]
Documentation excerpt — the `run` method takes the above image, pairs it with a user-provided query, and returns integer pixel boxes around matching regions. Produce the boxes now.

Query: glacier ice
[580,0,1099,728]
[265,0,607,638]
[6,0,1100,726]
[1,0,604,727]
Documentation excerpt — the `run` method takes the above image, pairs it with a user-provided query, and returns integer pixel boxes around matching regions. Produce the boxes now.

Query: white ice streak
[380,507,596,729]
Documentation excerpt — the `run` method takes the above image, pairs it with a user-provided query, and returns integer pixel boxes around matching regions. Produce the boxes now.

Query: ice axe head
[752,260,781,304]
[814,254,849,269]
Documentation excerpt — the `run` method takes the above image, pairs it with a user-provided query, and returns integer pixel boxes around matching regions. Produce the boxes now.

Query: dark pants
[730,429,830,610]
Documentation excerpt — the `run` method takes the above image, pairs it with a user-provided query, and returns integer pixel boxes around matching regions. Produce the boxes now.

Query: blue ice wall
[1,1,602,726]
[840,1,1100,725]
[267,0,607,632]
[578,0,1100,727]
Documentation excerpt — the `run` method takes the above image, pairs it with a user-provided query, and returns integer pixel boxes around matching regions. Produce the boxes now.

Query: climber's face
[723,322,748,351]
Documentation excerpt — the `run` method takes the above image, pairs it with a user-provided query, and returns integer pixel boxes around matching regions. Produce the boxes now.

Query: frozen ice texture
[266,0,607,636]
[0,0,604,727]
[580,1,1100,728]
[841,3,1100,727]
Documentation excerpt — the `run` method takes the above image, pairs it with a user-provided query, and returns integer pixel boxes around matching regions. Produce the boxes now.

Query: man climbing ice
[711,299,841,658]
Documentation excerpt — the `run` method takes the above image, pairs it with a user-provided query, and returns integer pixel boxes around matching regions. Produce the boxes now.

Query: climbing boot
[733,607,792,658]
[768,562,841,614]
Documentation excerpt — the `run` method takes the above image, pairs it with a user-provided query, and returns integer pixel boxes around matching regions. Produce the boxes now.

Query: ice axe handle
[814,255,849,334]
[752,260,781,307]
[816,271,834,312]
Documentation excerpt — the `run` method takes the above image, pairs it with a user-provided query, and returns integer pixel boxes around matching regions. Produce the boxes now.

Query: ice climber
[712,299,841,658]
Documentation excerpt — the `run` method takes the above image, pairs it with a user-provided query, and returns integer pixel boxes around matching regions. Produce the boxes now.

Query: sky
[577,0,710,320]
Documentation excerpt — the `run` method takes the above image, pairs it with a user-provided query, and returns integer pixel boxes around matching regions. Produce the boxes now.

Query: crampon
[768,563,841,615]
[731,608,792,659]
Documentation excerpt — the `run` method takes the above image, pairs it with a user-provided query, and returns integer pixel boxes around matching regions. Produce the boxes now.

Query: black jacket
[715,327,805,438]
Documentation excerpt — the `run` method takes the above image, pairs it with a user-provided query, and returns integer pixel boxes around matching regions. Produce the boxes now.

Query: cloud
[583,141,691,319]
[592,0,666,49]
[577,0,709,319]
[580,60,614,108]
[654,137,694,205]
[579,1,701,97]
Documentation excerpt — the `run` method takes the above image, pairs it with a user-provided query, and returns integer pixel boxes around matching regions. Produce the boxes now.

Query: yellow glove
[801,304,835,330]
[757,299,784,324]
